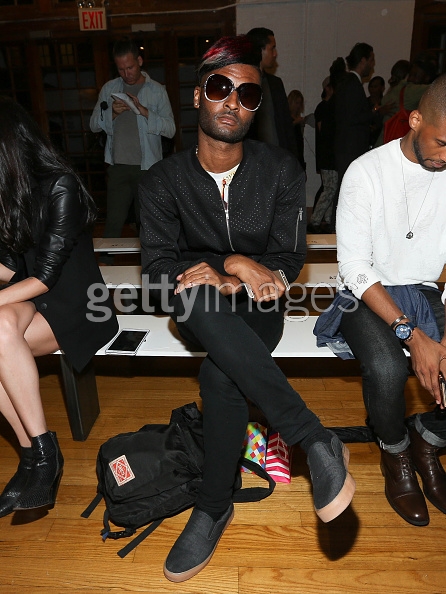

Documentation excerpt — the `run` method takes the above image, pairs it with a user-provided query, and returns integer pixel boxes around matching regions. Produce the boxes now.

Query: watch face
[395,323,412,340]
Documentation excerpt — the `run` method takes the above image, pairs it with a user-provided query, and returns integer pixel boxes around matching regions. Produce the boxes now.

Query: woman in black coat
[0,97,118,518]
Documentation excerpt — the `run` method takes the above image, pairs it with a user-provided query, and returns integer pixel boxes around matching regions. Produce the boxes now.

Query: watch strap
[390,314,408,331]
[273,269,290,291]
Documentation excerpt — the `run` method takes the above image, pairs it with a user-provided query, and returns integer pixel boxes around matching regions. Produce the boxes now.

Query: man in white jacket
[90,38,175,258]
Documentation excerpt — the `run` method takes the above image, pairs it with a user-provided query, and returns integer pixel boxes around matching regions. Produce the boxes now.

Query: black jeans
[339,286,446,447]
[170,285,322,515]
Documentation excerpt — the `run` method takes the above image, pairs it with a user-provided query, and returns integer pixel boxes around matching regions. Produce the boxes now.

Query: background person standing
[90,38,175,262]
[246,27,299,160]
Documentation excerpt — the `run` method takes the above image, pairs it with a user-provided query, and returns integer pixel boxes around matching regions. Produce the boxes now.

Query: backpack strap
[99,508,164,558]
[100,509,136,541]
[234,457,276,502]
[80,492,103,519]
[117,519,164,558]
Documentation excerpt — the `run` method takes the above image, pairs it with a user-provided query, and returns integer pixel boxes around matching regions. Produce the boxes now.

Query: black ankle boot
[13,431,64,511]
[0,447,33,518]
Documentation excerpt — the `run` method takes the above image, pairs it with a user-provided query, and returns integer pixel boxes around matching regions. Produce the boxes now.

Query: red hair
[197,35,261,82]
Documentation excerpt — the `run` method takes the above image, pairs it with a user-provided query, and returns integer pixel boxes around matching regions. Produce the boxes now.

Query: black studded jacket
[140,139,306,300]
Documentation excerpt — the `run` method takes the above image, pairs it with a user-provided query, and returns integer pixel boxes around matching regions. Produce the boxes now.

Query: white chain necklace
[400,147,435,239]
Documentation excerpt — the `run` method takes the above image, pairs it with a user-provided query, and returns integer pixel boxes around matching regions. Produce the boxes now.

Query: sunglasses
[202,73,263,112]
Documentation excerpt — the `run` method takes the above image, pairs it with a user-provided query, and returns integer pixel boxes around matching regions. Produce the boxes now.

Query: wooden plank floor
[0,356,445,594]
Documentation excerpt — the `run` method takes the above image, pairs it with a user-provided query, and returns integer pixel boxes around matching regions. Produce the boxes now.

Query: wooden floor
[0,356,445,594]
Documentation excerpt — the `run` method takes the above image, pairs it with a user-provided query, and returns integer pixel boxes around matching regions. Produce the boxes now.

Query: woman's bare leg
[0,303,59,445]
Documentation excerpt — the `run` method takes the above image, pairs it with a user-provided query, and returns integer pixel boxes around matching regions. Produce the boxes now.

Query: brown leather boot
[409,427,446,514]
[380,447,429,526]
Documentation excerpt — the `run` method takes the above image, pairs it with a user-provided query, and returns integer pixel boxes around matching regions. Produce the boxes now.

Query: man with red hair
[140,35,355,582]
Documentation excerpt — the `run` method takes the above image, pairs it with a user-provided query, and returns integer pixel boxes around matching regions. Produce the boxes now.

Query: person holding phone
[140,35,355,583]
[315,74,446,527]
[0,98,118,518]
[90,38,176,264]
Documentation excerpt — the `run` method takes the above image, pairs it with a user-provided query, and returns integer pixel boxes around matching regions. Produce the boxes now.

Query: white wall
[237,0,415,204]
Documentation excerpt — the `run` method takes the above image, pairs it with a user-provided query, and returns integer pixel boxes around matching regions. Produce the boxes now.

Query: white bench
[99,263,446,292]
[63,261,337,441]
[93,234,338,254]
[99,263,339,290]
[64,263,446,441]
[306,234,337,249]
[58,313,335,442]
[97,314,334,358]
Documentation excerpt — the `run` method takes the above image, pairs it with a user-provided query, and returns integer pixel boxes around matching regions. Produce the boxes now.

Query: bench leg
[59,355,100,441]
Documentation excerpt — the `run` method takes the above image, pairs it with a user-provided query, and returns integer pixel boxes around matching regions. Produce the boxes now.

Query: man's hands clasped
[175,262,242,297]
[175,255,287,302]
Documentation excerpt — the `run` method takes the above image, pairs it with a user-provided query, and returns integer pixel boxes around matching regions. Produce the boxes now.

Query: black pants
[339,286,446,446]
[170,285,322,515]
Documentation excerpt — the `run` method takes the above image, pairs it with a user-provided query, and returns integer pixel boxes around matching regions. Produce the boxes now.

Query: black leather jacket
[0,172,118,372]
[0,174,87,289]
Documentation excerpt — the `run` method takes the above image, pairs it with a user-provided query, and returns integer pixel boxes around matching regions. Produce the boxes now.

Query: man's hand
[407,330,446,406]
[175,263,242,296]
[126,93,149,118]
[224,254,286,301]
[111,98,130,118]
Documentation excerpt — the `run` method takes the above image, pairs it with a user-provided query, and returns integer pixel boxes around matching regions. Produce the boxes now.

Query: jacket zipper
[221,179,235,251]
[295,207,303,250]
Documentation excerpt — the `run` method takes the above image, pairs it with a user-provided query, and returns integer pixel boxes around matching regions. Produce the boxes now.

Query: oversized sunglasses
[202,73,263,112]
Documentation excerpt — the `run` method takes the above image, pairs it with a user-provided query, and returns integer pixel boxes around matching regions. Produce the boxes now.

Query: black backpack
[81,402,275,558]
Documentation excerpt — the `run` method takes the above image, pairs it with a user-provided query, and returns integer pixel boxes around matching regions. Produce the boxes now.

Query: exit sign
[79,8,107,31]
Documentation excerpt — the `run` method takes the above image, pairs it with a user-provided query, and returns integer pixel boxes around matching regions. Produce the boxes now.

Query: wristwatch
[393,320,416,342]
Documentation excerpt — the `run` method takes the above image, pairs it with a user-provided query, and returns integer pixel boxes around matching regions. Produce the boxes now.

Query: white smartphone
[105,329,149,355]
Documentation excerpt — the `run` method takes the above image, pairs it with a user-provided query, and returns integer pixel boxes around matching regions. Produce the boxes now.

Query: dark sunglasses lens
[206,74,233,101]
[238,83,262,111]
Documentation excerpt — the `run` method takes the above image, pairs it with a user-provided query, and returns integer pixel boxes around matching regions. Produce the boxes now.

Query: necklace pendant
[406,231,414,239]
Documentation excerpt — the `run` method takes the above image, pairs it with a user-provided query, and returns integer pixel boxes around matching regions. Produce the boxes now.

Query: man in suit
[330,42,375,229]
[246,27,298,158]
[334,42,375,181]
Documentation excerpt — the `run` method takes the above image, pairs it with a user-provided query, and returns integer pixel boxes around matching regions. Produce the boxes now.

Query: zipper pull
[222,178,227,208]
[298,207,303,221]
[221,178,230,218]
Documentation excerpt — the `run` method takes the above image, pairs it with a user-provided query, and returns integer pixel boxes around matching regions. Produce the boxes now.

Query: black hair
[112,38,140,60]
[390,59,411,83]
[418,73,446,123]
[368,76,385,88]
[329,57,347,90]
[0,97,96,253]
[246,27,275,52]
[345,43,373,70]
